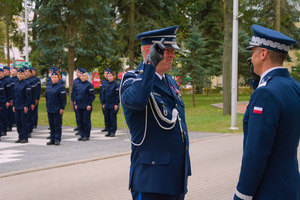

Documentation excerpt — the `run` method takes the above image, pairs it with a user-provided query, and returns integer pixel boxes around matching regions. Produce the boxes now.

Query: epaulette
[258,76,273,88]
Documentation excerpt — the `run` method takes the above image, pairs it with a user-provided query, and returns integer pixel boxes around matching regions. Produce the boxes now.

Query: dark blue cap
[79,68,87,74]
[52,70,58,76]
[136,25,180,50]
[17,68,24,73]
[30,67,36,71]
[247,24,298,54]
[11,67,18,70]
[23,65,29,70]
[0,68,3,72]
[50,67,60,72]
[3,66,10,70]
[104,68,112,73]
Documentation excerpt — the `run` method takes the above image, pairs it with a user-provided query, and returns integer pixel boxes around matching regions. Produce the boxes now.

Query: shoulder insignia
[258,76,273,88]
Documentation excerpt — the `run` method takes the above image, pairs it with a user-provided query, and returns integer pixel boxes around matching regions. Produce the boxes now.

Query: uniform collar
[259,66,283,84]
[155,72,165,80]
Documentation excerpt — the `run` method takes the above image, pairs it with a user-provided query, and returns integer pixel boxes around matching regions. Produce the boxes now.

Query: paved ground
[1,125,299,200]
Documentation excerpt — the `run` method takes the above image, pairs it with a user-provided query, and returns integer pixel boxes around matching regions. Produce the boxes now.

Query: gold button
[152,161,155,165]
[140,70,144,74]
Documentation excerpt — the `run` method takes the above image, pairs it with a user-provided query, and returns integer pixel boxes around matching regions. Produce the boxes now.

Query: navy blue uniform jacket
[102,80,119,109]
[100,79,109,104]
[235,68,300,200]
[120,62,191,195]
[71,78,81,103]
[46,83,66,113]
[0,79,6,108]
[75,81,95,109]
[13,79,32,110]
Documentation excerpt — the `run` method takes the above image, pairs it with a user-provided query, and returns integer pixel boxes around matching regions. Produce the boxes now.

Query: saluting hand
[145,38,165,66]
[87,105,91,111]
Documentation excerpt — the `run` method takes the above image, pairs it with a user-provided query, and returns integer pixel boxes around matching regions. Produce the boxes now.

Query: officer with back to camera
[234,24,300,200]
[71,67,82,135]
[100,68,111,132]
[120,25,191,200]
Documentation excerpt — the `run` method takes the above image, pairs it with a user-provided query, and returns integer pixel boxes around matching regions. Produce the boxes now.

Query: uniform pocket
[139,152,170,166]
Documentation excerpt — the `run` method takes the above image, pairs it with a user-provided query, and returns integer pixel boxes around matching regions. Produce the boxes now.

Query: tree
[180,25,210,107]
[222,0,233,116]
[33,0,115,110]
[0,0,22,67]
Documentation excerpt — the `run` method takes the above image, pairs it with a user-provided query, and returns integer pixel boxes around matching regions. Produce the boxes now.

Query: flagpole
[25,0,29,62]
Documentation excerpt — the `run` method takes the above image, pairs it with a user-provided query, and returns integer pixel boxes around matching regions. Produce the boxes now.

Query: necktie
[162,76,168,87]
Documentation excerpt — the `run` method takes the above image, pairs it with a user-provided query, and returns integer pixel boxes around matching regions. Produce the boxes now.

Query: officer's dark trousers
[26,108,33,133]
[77,108,92,138]
[7,105,13,128]
[104,108,118,134]
[2,106,7,133]
[131,190,185,200]
[0,105,5,134]
[102,107,107,129]
[15,109,29,139]
[73,104,79,127]
[48,112,62,142]
[33,103,38,127]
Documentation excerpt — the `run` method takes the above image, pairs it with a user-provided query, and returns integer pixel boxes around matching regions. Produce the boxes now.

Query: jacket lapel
[154,75,173,97]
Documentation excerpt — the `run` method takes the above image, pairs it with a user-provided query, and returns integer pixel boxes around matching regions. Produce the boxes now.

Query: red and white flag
[253,106,263,114]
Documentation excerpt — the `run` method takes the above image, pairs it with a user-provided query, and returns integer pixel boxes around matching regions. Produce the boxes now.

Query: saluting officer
[75,68,95,141]
[46,70,66,145]
[101,71,119,137]
[0,67,11,136]
[30,67,41,129]
[0,68,7,141]
[71,67,82,135]
[234,25,300,200]
[99,68,111,132]
[3,66,13,133]
[120,25,191,199]
[13,68,32,143]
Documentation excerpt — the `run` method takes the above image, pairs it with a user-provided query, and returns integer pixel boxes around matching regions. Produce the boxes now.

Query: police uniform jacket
[46,83,66,113]
[13,79,32,110]
[100,79,109,104]
[235,68,300,200]
[0,79,7,108]
[75,81,95,109]
[26,77,37,105]
[71,78,81,103]
[102,80,119,109]
[2,76,12,103]
[32,76,41,101]
[121,62,191,195]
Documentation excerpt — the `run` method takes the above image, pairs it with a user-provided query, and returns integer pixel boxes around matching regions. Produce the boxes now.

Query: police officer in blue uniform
[234,25,300,200]
[75,68,95,141]
[24,66,36,137]
[100,68,111,132]
[101,71,119,137]
[30,67,41,129]
[0,67,11,136]
[71,67,82,135]
[13,68,32,143]
[46,71,66,145]
[0,68,7,141]
[10,67,19,127]
[3,66,13,132]
[120,25,191,200]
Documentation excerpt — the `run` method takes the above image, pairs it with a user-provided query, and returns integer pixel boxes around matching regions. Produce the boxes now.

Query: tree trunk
[68,23,76,111]
[192,81,196,107]
[274,0,280,31]
[5,15,10,67]
[31,2,39,52]
[222,0,233,116]
[128,0,135,69]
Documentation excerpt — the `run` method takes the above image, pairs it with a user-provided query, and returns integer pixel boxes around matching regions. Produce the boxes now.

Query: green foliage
[291,52,300,82]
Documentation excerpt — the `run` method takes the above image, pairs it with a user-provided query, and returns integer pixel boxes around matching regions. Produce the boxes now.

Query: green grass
[38,94,250,133]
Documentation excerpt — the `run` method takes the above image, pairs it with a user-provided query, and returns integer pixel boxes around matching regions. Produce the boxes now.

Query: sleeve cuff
[235,189,253,200]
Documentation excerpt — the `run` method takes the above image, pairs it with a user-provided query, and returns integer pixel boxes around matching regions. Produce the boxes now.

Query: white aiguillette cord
[119,73,183,146]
